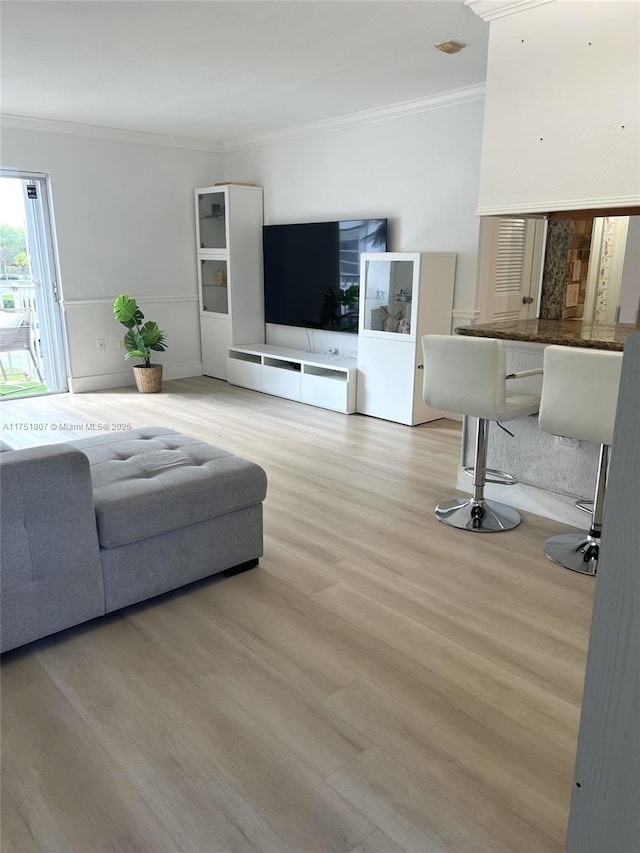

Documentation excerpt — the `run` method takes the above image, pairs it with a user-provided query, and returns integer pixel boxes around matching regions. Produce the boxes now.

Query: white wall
[1,99,484,386]
[477,0,640,215]
[224,99,484,354]
[1,125,221,390]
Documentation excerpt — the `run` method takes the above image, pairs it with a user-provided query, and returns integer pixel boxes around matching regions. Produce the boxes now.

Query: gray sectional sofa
[0,427,267,652]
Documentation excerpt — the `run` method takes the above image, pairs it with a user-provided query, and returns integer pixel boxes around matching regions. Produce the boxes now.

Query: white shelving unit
[195,184,264,380]
[227,344,357,413]
[357,252,456,425]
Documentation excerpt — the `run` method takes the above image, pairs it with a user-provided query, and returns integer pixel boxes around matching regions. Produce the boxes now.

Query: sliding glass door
[0,171,68,397]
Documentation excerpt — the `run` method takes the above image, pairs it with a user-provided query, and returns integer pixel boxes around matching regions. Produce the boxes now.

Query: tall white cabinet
[195,184,264,379]
[357,252,456,425]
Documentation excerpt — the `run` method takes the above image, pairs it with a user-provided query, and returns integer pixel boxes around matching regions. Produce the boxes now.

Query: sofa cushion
[69,427,268,550]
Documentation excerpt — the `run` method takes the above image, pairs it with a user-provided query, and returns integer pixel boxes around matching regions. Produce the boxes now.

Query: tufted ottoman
[69,427,268,612]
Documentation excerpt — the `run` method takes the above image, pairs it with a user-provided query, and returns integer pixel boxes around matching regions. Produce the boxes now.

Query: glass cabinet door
[199,258,229,315]
[196,190,227,250]
[360,255,417,338]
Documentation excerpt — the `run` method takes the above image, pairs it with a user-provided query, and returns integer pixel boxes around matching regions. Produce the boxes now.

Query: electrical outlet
[96,338,105,353]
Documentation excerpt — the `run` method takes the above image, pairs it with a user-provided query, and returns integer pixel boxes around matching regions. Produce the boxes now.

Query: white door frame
[583,216,630,323]
[1,169,69,393]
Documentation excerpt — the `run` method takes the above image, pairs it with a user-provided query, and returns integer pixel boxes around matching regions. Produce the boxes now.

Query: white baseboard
[163,362,204,382]
[456,467,586,528]
[68,362,203,393]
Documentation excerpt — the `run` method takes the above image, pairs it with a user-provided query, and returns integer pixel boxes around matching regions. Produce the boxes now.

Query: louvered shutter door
[479,217,541,323]
[493,219,527,321]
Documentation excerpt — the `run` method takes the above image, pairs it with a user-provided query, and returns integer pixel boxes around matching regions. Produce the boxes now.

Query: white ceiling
[1,1,489,147]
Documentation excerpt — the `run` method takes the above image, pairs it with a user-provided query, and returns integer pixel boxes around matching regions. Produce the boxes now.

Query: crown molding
[476,195,640,217]
[222,84,486,153]
[465,0,555,22]
[1,84,486,156]
[0,114,223,153]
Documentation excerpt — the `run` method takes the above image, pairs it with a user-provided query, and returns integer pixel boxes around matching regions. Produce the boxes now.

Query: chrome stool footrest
[575,499,594,514]
[463,466,518,486]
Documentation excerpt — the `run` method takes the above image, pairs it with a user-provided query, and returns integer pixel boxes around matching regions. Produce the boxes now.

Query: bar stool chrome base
[435,497,522,533]
[544,533,599,576]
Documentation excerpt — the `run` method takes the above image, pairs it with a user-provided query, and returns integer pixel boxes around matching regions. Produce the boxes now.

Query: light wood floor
[1,378,594,853]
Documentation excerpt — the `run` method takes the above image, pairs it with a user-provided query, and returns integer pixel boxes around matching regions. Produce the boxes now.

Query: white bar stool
[538,345,623,575]
[422,335,541,532]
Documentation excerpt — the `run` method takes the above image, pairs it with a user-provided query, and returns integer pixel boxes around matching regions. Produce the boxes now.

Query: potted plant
[113,294,167,393]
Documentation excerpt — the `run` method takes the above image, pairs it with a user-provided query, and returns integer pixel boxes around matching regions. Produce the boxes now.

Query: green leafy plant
[337,284,359,309]
[113,294,167,367]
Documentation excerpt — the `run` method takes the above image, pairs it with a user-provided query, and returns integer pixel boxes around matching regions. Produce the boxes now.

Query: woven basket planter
[133,364,163,393]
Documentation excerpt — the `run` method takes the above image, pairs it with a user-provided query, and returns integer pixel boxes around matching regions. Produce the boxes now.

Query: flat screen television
[263,218,387,333]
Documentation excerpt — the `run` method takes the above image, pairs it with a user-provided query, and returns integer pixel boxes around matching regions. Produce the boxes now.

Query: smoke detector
[434,40,467,54]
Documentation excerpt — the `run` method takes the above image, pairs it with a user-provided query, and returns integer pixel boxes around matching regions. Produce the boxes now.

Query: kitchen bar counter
[455,318,639,351]
[447,319,633,528]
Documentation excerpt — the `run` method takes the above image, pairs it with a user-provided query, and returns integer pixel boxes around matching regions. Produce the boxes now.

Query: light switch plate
[565,283,579,308]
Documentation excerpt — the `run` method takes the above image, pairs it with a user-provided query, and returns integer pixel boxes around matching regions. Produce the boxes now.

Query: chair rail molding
[61,295,198,309]
[452,309,481,327]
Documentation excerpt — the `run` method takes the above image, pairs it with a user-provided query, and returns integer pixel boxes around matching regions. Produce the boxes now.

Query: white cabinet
[227,344,357,413]
[262,358,301,401]
[200,316,232,381]
[195,184,264,379]
[301,366,352,412]
[357,252,456,425]
[227,349,262,391]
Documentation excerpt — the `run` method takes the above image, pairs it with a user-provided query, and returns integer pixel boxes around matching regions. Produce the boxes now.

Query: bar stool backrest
[422,335,507,421]
[539,346,623,446]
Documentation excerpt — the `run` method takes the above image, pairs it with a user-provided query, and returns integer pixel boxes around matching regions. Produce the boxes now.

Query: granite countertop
[455,319,640,351]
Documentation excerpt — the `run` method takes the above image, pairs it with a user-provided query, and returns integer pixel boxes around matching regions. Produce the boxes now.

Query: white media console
[227,344,357,413]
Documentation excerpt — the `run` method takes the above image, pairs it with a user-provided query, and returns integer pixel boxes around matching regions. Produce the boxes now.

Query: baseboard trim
[68,362,203,393]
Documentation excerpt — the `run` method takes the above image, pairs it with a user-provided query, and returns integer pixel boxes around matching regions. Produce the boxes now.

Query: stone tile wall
[539,218,593,319]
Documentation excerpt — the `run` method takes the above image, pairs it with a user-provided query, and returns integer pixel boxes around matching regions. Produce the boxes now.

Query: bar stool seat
[538,345,623,575]
[422,335,541,532]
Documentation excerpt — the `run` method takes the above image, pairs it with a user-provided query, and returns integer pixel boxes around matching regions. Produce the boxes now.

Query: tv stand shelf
[227,344,357,413]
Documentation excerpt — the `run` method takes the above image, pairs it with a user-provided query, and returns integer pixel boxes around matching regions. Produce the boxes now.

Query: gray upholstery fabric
[1,428,267,652]
[69,428,267,549]
[101,504,263,612]
[0,445,105,652]
[1,429,267,652]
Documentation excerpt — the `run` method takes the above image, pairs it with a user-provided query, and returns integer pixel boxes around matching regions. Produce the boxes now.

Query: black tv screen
[263,218,387,333]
